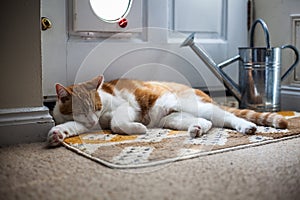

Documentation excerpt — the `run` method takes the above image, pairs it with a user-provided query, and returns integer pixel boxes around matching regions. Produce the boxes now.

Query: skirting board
[0,106,54,146]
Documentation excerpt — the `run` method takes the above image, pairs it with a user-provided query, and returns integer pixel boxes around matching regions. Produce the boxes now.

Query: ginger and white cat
[47,75,288,146]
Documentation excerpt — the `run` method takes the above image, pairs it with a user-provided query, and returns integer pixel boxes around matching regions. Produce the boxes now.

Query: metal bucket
[238,19,299,112]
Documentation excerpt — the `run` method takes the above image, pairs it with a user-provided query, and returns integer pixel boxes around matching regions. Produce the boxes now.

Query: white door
[42,0,247,99]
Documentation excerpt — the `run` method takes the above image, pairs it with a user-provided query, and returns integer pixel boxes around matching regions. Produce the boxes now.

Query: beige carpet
[1,137,300,200]
[63,112,300,169]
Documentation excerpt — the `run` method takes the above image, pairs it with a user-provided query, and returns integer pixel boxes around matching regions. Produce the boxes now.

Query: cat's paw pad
[47,128,67,147]
[188,125,204,138]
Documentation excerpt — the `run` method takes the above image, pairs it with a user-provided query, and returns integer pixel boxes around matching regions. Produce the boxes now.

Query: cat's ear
[92,75,104,90]
[55,83,71,102]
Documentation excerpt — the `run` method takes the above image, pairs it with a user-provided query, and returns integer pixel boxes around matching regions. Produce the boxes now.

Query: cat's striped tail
[222,106,288,129]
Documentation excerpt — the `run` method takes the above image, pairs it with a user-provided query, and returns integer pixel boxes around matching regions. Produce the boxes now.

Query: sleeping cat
[47,75,288,146]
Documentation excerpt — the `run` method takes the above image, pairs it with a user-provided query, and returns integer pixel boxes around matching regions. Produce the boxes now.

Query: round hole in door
[89,0,132,23]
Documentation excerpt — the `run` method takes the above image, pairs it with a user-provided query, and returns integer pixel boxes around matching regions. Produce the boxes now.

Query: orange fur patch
[101,83,115,95]
[91,90,102,111]
[102,79,167,119]
[134,85,162,118]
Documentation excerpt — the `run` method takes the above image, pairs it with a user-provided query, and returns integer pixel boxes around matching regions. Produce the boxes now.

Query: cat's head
[54,76,104,128]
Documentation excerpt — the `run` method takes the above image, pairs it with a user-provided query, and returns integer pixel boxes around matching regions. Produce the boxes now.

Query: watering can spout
[181,33,242,101]
[182,19,299,112]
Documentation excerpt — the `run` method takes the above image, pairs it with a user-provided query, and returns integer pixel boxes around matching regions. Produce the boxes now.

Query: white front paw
[188,120,212,138]
[47,127,67,146]
[236,121,257,134]
[130,123,147,134]
[112,122,147,134]
[188,125,204,138]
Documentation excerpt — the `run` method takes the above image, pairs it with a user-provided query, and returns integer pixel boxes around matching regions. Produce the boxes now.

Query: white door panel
[173,0,223,34]
[41,0,67,97]
[42,0,247,97]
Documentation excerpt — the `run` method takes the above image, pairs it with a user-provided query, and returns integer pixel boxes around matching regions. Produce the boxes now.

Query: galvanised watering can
[181,18,299,112]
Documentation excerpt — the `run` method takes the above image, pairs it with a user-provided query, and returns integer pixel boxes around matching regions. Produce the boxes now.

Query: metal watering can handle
[250,18,271,48]
[281,44,300,81]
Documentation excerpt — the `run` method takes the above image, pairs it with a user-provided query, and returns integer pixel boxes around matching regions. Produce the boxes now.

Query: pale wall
[253,0,300,79]
[254,0,300,47]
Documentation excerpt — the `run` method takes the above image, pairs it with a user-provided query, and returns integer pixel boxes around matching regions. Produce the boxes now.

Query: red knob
[118,18,128,28]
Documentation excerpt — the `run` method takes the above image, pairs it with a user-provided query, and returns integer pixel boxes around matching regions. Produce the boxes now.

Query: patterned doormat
[63,112,300,169]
